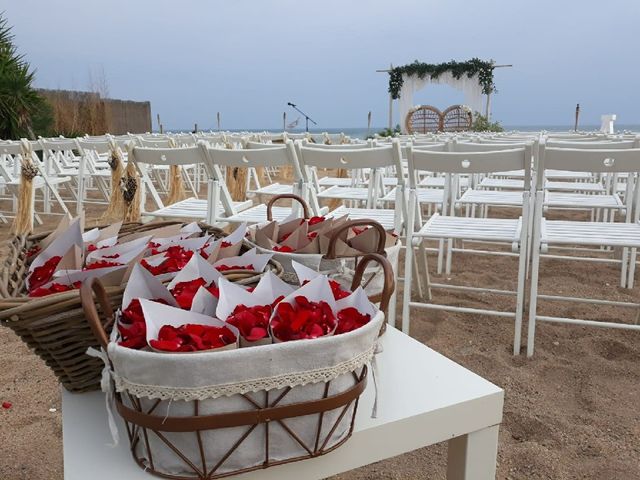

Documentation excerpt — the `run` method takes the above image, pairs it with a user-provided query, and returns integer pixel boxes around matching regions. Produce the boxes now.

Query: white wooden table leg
[446,425,499,480]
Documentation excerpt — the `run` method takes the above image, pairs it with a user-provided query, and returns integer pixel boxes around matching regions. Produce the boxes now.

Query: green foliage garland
[389,58,496,100]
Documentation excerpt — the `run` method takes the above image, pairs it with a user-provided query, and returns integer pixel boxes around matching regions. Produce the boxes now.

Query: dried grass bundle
[166,138,187,205]
[10,139,38,235]
[100,139,125,220]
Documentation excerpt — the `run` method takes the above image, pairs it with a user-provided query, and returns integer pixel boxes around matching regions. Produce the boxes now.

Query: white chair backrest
[408,146,533,190]
[205,141,302,179]
[244,141,285,149]
[173,134,197,146]
[76,138,112,155]
[301,139,374,150]
[538,144,640,190]
[136,136,174,148]
[131,143,208,168]
[40,138,78,152]
[0,141,23,157]
[451,141,531,152]
[546,139,639,150]
[297,140,403,172]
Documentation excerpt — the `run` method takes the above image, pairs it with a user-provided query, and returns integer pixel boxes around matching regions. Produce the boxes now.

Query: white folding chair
[402,145,533,354]
[296,139,406,232]
[0,141,71,223]
[130,142,234,221]
[75,138,117,214]
[138,136,198,195]
[203,140,312,225]
[526,143,640,356]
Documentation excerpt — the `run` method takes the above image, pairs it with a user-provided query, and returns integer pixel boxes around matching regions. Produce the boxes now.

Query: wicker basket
[80,253,392,479]
[255,194,399,312]
[0,221,284,393]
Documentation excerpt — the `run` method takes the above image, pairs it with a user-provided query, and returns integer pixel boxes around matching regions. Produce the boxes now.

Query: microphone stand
[288,103,317,132]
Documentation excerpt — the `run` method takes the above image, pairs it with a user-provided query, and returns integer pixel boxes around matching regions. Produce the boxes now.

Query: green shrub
[471,113,504,132]
[0,13,52,139]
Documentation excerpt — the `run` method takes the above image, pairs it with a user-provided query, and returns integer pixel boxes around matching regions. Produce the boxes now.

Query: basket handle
[80,277,114,350]
[325,219,387,260]
[351,253,395,317]
[266,194,310,221]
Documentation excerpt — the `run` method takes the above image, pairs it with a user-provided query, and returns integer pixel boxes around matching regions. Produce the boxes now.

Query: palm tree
[0,13,51,139]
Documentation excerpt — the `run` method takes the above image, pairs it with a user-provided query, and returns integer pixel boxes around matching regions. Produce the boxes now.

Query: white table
[62,327,504,480]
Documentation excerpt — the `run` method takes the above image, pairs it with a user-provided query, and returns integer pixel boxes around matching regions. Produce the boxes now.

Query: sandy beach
[1,196,639,480]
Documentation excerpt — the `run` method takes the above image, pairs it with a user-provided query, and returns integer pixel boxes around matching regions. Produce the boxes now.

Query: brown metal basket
[80,253,393,479]
[264,194,396,317]
[0,221,284,393]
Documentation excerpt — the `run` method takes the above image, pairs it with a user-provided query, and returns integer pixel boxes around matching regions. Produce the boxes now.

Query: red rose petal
[2,401,12,409]
[272,298,336,342]
[273,245,294,253]
[216,264,254,272]
[28,256,62,291]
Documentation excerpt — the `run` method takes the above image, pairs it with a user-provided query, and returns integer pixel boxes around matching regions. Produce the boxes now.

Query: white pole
[485,92,492,119]
[388,63,394,130]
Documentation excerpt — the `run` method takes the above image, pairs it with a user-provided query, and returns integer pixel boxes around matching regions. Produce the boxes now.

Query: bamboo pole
[367,111,372,137]
[574,104,580,132]
[217,112,221,131]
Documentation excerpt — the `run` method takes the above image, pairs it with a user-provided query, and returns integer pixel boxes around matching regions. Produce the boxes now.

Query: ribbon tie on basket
[370,340,383,419]
[86,347,119,446]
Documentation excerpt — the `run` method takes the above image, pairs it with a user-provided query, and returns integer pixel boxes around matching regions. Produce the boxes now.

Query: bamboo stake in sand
[10,139,38,235]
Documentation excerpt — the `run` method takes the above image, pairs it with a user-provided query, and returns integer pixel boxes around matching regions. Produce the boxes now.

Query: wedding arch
[380,58,509,133]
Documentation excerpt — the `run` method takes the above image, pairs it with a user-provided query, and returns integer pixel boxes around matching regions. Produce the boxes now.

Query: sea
[170,125,640,140]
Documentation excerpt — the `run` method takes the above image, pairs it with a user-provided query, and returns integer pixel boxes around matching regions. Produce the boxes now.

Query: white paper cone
[123,264,178,310]
[141,299,239,351]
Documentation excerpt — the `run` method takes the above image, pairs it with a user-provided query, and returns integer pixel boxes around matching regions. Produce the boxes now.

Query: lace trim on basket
[112,346,375,401]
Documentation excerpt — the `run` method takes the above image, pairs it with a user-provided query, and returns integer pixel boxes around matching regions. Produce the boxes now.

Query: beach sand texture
[1,189,639,480]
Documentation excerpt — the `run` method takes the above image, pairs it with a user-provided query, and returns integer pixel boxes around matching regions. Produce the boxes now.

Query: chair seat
[317,185,372,201]
[541,219,640,247]
[330,206,398,230]
[317,176,396,187]
[222,204,330,224]
[458,189,524,206]
[419,176,469,188]
[545,170,594,180]
[146,197,252,220]
[544,181,604,193]
[383,187,444,204]
[478,178,524,190]
[247,183,293,196]
[544,191,623,209]
[416,213,523,243]
[494,169,593,180]
[317,177,355,187]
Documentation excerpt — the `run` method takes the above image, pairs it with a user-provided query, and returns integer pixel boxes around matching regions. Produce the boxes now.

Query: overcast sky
[3,0,639,130]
